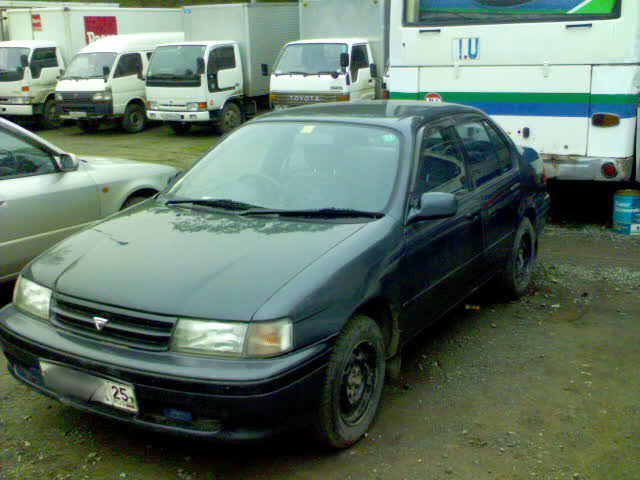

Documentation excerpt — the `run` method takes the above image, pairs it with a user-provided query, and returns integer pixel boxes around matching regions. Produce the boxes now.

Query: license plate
[67,111,87,119]
[40,361,138,413]
[161,112,182,121]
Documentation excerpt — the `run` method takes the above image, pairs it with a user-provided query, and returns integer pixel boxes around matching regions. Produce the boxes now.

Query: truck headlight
[13,276,52,321]
[55,92,63,102]
[147,100,158,110]
[171,318,293,358]
[92,90,112,102]
[9,96,32,104]
[186,102,207,112]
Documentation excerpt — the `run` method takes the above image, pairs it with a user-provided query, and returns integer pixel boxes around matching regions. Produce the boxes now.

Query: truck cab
[146,41,245,135]
[270,38,378,110]
[0,40,65,129]
[56,32,183,134]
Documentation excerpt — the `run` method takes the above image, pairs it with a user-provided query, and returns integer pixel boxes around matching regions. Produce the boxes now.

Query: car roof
[0,40,56,49]
[79,32,184,54]
[259,100,484,128]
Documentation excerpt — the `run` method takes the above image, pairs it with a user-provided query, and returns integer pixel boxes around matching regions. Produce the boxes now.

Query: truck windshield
[0,47,30,82]
[164,121,400,213]
[146,45,205,87]
[275,43,348,76]
[64,53,117,79]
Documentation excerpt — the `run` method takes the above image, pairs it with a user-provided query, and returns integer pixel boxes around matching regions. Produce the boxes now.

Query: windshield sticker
[420,0,618,15]
[301,125,316,134]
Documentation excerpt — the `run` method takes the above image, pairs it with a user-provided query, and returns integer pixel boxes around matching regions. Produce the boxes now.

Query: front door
[402,122,484,335]
[349,44,374,101]
[110,52,144,116]
[206,45,243,108]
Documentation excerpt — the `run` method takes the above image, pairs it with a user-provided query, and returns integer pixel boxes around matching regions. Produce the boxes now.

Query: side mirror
[57,68,65,79]
[370,63,378,79]
[196,57,205,75]
[167,170,184,186]
[55,153,79,172]
[407,192,458,224]
[20,54,29,68]
[340,52,350,69]
[102,65,110,77]
[330,71,339,79]
[137,72,146,81]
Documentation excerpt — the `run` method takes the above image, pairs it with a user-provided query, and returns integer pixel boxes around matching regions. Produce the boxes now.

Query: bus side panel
[588,65,639,159]
[387,67,419,100]
[415,65,592,156]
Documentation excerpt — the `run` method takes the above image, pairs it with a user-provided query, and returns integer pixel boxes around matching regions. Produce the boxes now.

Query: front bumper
[0,104,35,116]
[543,155,634,182]
[57,101,113,120]
[0,304,330,441]
[147,109,216,123]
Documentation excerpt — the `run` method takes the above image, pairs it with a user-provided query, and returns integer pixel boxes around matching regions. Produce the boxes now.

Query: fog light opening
[601,162,618,179]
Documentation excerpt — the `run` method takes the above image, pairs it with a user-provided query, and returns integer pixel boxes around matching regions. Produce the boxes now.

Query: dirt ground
[1,124,640,480]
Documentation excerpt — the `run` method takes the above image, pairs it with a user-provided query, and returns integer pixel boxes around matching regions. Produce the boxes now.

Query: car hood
[80,155,142,166]
[27,204,365,321]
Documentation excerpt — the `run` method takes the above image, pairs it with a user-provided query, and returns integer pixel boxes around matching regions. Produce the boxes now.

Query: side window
[30,47,58,78]
[455,120,501,187]
[209,46,236,73]
[114,53,143,78]
[483,121,514,174]
[415,126,470,196]
[350,45,369,82]
[0,129,56,180]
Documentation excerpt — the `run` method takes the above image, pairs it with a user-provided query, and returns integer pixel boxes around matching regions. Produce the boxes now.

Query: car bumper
[543,155,634,182]
[57,102,113,120]
[0,304,331,441]
[147,110,215,123]
[0,104,35,116]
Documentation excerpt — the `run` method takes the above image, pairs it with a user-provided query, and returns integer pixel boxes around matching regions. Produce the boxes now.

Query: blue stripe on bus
[450,102,636,119]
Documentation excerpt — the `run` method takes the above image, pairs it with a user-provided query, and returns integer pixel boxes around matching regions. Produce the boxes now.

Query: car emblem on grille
[93,317,109,331]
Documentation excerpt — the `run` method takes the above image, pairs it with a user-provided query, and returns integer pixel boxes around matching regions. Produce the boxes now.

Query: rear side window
[483,121,514,174]
[114,53,143,78]
[455,120,502,187]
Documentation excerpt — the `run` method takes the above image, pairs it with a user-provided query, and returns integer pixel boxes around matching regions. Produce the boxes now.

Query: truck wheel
[217,102,242,134]
[313,315,386,449]
[77,119,101,133]
[497,218,536,299]
[39,98,61,130]
[169,123,192,135]
[121,103,147,134]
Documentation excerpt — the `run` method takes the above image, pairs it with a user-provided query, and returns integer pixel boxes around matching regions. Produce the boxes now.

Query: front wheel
[39,98,61,130]
[121,103,147,134]
[216,102,242,135]
[169,122,192,135]
[498,217,536,298]
[314,315,386,449]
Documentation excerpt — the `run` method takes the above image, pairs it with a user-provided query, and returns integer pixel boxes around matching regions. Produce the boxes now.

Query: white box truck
[145,3,299,135]
[0,7,182,129]
[269,0,390,110]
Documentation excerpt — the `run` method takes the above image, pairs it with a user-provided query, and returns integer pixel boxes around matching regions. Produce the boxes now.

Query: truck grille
[50,294,177,351]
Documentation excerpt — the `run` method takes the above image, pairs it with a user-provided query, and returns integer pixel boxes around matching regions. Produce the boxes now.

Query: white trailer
[270,0,390,110]
[388,0,639,183]
[0,7,182,129]
[145,3,299,135]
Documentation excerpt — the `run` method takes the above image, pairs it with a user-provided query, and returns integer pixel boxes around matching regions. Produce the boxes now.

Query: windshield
[408,0,622,25]
[0,47,30,82]
[147,45,205,87]
[165,122,401,213]
[275,43,348,76]
[64,52,116,79]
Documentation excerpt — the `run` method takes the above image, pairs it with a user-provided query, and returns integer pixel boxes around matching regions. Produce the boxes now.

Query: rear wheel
[169,122,192,135]
[498,217,536,298]
[121,103,147,134]
[39,98,61,130]
[77,119,101,133]
[216,102,242,134]
[313,315,386,449]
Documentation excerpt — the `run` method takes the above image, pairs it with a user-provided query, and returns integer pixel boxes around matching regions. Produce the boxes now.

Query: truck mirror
[102,66,110,77]
[370,63,378,78]
[20,54,29,68]
[340,52,350,69]
[197,57,205,75]
[331,71,339,79]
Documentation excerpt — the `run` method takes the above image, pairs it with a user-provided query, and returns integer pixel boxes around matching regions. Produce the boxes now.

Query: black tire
[39,98,61,130]
[498,218,536,298]
[77,119,101,133]
[314,315,386,449]
[121,195,151,210]
[169,122,192,135]
[121,103,147,134]
[216,102,243,134]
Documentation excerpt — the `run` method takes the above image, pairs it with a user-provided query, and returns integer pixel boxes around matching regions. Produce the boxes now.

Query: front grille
[50,294,177,351]
[58,92,95,102]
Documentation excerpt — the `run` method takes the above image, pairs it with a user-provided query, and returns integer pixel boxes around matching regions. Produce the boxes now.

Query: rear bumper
[0,104,35,116]
[543,155,634,182]
[0,304,331,441]
[147,109,216,123]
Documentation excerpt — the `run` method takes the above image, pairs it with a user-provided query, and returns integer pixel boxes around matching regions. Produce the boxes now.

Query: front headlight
[13,277,52,321]
[92,90,112,102]
[55,92,63,102]
[186,102,207,112]
[9,96,32,104]
[147,100,158,110]
[171,318,293,358]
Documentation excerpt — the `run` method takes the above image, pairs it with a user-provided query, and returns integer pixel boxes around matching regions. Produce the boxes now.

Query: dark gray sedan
[0,101,549,448]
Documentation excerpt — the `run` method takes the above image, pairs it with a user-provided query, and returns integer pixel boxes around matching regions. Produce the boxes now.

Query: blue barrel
[613,190,640,235]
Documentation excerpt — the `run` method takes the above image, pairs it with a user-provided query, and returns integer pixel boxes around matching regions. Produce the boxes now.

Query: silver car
[0,118,179,282]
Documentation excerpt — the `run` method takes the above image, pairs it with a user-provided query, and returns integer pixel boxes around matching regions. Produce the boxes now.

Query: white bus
[388,0,639,182]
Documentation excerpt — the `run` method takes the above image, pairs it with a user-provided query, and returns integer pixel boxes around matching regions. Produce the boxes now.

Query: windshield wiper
[283,71,310,77]
[166,198,263,211]
[240,208,384,219]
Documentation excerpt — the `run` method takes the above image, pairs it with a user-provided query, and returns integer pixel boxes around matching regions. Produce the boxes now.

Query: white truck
[145,3,299,135]
[389,0,639,183]
[56,32,183,134]
[0,6,182,129]
[269,0,390,110]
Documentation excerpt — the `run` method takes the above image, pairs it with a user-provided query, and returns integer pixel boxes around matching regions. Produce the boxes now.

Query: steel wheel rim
[515,233,533,285]
[129,108,144,129]
[223,108,240,130]
[339,340,378,426]
[46,103,59,125]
